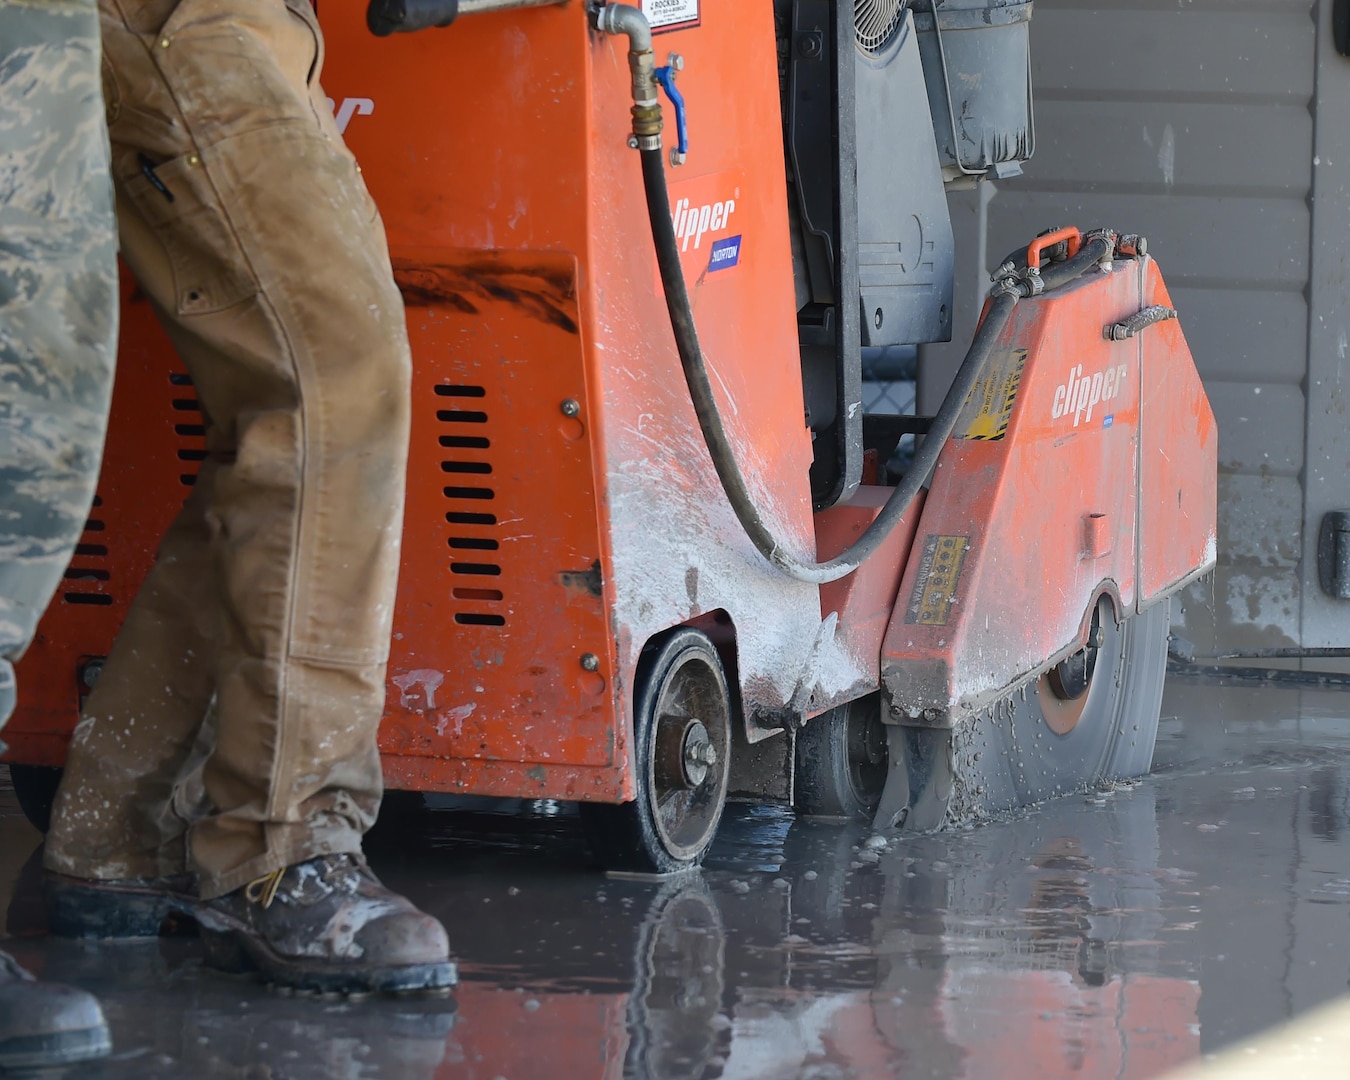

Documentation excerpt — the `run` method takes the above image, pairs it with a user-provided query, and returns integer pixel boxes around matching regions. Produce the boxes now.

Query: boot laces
[244,855,364,909]
[244,868,286,909]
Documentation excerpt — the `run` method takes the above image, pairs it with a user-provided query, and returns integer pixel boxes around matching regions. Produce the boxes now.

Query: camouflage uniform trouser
[44,0,412,899]
[0,0,119,736]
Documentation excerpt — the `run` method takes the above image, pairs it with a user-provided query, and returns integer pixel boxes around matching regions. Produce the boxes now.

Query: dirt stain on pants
[44,0,412,900]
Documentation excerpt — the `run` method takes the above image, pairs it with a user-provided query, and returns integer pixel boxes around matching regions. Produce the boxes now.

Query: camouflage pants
[0,0,119,735]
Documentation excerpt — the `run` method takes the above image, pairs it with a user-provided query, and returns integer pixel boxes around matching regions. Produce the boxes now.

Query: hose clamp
[990,264,1042,299]
[1084,228,1119,271]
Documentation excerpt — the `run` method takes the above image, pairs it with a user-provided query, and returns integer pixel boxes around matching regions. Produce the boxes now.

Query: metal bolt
[560,398,580,418]
[159,37,170,48]
[80,659,104,690]
[797,31,823,59]
[687,742,717,768]
[626,134,640,150]
[670,148,686,167]
[580,652,600,672]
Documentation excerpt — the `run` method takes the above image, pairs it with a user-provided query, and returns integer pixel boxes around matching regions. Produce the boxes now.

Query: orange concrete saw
[4,0,1215,873]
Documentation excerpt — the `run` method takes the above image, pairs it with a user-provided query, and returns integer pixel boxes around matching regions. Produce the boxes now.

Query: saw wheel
[580,628,732,874]
[898,597,1171,831]
[793,693,888,820]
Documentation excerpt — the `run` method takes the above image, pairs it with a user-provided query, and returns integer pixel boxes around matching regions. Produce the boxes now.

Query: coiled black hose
[641,146,1020,584]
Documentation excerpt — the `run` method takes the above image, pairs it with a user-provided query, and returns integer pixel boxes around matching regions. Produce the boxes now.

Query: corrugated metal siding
[949,0,1321,652]
[1299,0,1350,648]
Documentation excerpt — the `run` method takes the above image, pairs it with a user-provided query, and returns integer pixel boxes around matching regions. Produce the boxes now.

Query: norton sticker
[957,347,1027,441]
[905,534,971,626]
[661,170,746,289]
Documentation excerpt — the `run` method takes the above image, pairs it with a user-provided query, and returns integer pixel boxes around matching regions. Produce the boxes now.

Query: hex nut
[81,660,105,690]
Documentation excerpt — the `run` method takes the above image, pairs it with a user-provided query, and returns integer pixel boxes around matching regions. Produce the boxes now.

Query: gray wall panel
[1180,474,1305,651]
[1029,102,1313,194]
[1030,6,1314,101]
[1299,0,1350,647]
[1169,288,1308,384]
[1219,474,1304,568]
[1207,382,1305,475]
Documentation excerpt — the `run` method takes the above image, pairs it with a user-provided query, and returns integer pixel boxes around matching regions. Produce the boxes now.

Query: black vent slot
[434,385,486,398]
[448,537,498,551]
[170,372,205,489]
[450,562,501,576]
[443,486,494,500]
[436,410,487,424]
[63,568,109,581]
[441,461,491,475]
[455,613,506,626]
[63,593,113,606]
[63,504,112,607]
[437,384,503,628]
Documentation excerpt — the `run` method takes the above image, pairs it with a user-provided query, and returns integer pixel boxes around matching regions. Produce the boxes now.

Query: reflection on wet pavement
[5,677,1350,1078]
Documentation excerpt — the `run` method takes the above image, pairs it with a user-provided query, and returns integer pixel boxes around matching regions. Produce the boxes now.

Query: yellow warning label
[906,534,971,626]
[957,347,1027,441]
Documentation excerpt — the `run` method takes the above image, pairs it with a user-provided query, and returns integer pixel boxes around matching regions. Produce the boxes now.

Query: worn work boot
[196,855,456,996]
[44,873,198,940]
[0,950,111,1071]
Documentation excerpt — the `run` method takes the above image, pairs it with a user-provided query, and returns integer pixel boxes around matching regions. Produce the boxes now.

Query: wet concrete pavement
[5,676,1350,1078]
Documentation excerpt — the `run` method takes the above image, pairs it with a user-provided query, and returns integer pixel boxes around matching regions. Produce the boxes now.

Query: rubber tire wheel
[793,694,887,819]
[580,628,732,874]
[8,764,61,834]
[903,598,1170,829]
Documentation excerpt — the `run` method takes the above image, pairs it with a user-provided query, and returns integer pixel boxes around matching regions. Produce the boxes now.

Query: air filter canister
[910,0,1035,181]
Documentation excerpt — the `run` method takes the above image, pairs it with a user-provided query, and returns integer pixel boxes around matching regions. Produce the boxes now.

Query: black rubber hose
[995,232,1114,290]
[1039,234,1113,292]
[641,146,1019,584]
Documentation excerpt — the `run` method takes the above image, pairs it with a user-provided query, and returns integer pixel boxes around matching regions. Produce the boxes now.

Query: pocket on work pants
[121,152,258,316]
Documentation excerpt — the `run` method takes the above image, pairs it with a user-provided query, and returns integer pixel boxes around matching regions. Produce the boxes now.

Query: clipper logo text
[671,197,738,252]
[325,97,374,135]
[1052,362,1130,427]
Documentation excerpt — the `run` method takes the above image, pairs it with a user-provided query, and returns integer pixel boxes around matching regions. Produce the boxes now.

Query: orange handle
[1026,227,1082,269]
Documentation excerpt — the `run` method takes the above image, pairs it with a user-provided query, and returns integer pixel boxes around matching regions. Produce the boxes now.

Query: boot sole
[44,877,197,941]
[0,1024,112,1070]
[199,922,458,997]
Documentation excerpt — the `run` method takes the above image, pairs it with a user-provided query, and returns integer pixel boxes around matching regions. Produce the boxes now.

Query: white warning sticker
[642,0,700,32]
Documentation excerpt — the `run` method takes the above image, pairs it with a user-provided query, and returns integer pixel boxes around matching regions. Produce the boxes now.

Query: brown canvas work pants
[44,0,411,899]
